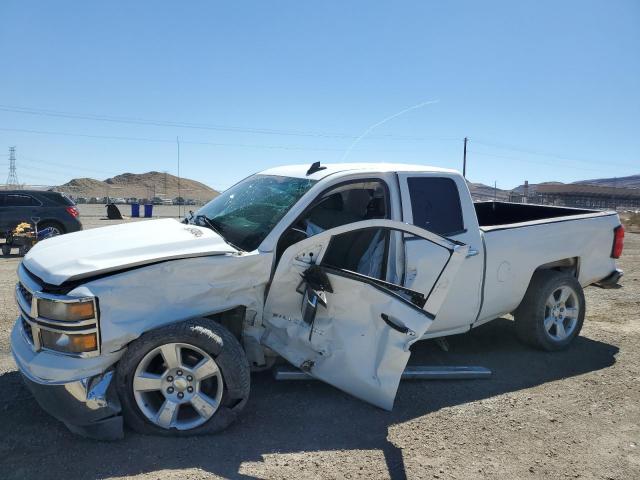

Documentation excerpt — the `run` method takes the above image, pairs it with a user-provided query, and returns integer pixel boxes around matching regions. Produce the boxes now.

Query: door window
[407,177,464,235]
[302,181,388,235]
[277,180,390,258]
[321,228,389,280]
[5,194,39,207]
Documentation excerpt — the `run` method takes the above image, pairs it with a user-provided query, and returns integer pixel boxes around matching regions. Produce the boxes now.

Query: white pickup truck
[11,162,624,439]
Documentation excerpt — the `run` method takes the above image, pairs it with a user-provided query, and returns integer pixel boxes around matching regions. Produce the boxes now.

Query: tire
[116,318,250,436]
[1,244,10,256]
[514,270,586,351]
[38,221,65,236]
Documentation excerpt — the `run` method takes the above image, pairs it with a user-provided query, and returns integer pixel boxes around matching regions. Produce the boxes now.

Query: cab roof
[260,162,460,181]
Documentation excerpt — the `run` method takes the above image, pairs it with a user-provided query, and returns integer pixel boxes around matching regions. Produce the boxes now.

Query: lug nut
[177,392,184,399]
[187,375,193,382]
[167,387,174,394]
[187,387,193,393]
[177,370,183,376]
[167,376,174,382]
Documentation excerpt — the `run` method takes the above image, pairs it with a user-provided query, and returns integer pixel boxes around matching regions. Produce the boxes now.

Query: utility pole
[6,146,19,188]
[462,137,468,178]
[177,136,181,218]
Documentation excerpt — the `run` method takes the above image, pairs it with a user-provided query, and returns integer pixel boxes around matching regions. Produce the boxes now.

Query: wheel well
[203,306,246,342]
[513,258,579,316]
[38,220,65,233]
[533,257,579,278]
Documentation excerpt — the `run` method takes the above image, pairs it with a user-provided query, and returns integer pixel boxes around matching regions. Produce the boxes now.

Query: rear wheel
[116,319,250,436]
[38,221,65,236]
[514,270,585,351]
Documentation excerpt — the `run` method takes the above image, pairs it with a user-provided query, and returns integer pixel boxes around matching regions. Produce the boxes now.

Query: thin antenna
[463,137,468,178]
[177,136,181,218]
[340,100,439,162]
[6,146,19,188]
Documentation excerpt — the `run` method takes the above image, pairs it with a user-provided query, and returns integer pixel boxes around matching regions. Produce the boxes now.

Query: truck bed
[474,201,600,228]
[473,201,620,326]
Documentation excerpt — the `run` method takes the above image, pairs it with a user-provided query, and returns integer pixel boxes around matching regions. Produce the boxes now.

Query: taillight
[66,206,79,218]
[612,225,624,259]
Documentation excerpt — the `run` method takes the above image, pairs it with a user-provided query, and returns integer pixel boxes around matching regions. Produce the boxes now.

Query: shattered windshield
[192,174,317,251]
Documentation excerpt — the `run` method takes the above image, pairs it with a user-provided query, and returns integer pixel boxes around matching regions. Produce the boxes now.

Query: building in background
[509,183,640,210]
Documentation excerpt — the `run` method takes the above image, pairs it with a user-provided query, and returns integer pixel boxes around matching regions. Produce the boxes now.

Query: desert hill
[574,174,640,189]
[467,181,509,201]
[58,171,219,203]
[512,174,640,194]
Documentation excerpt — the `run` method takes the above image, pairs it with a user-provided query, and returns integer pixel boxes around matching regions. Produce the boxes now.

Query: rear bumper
[594,268,624,289]
[63,218,83,233]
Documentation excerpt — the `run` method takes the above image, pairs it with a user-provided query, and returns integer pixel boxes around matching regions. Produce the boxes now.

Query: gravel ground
[0,213,638,480]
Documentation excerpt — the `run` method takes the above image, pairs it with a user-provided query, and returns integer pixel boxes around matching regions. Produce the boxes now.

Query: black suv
[0,190,82,236]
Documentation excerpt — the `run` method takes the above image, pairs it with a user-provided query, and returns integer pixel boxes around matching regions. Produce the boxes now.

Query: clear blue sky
[0,0,638,191]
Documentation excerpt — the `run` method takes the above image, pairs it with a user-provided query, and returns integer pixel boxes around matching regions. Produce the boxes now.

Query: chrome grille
[18,283,32,305]
[21,316,33,344]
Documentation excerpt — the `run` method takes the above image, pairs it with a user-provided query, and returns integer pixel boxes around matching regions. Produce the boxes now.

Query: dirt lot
[0,213,638,479]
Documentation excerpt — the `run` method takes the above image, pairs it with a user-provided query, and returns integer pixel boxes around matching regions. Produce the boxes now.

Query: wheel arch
[513,257,580,315]
[533,256,580,278]
[38,219,66,234]
[156,306,270,370]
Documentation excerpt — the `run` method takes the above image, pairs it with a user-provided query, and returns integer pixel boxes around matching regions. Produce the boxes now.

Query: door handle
[381,314,416,337]
[466,248,479,258]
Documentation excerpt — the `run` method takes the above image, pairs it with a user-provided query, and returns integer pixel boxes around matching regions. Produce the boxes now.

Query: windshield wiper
[194,215,243,252]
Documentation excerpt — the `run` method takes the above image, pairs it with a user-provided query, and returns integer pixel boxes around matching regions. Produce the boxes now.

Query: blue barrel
[144,204,154,218]
[131,203,140,217]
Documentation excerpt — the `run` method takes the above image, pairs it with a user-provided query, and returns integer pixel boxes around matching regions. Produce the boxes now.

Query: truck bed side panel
[477,213,619,324]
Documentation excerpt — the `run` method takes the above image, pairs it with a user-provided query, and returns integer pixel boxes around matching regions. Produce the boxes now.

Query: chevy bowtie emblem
[184,227,203,238]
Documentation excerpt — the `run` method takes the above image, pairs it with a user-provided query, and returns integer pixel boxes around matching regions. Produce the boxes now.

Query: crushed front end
[10,264,124,440]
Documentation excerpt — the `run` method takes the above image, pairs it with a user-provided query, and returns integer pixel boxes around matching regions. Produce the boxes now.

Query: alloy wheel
[132,342,224,430]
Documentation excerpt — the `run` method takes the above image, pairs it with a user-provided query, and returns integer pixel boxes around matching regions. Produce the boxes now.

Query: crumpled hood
[23,218,238,286]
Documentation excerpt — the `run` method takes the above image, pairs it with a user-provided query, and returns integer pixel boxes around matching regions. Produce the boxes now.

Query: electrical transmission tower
[6,147,19,188]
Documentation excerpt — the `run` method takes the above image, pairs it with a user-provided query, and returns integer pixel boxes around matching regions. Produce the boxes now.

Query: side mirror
[301,287,320,325]
[299,264,332,327]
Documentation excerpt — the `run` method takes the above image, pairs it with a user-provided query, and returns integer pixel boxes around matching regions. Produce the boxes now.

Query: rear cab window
[41,192,76,206]
[406,177,464,236]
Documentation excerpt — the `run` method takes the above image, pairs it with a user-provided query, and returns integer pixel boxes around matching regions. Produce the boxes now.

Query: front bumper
[20,370,123,440]
[11,320,124,440]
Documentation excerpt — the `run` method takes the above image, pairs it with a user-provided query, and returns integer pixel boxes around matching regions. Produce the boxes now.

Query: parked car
[151,196,168,205]
[10,163,624,439]
[0,190,82,237]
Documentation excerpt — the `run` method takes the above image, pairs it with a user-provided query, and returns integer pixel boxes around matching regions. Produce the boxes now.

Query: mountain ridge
[58,171,219,202]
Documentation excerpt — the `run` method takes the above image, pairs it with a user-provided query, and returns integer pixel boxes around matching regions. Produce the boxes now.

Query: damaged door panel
[262,219,468,410]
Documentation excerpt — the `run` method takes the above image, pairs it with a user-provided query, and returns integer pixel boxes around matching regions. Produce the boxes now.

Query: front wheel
[116,319,250,436]
[514,271,586,351]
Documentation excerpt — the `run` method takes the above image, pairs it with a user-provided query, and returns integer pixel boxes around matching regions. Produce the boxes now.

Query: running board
[273,365,492,381]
